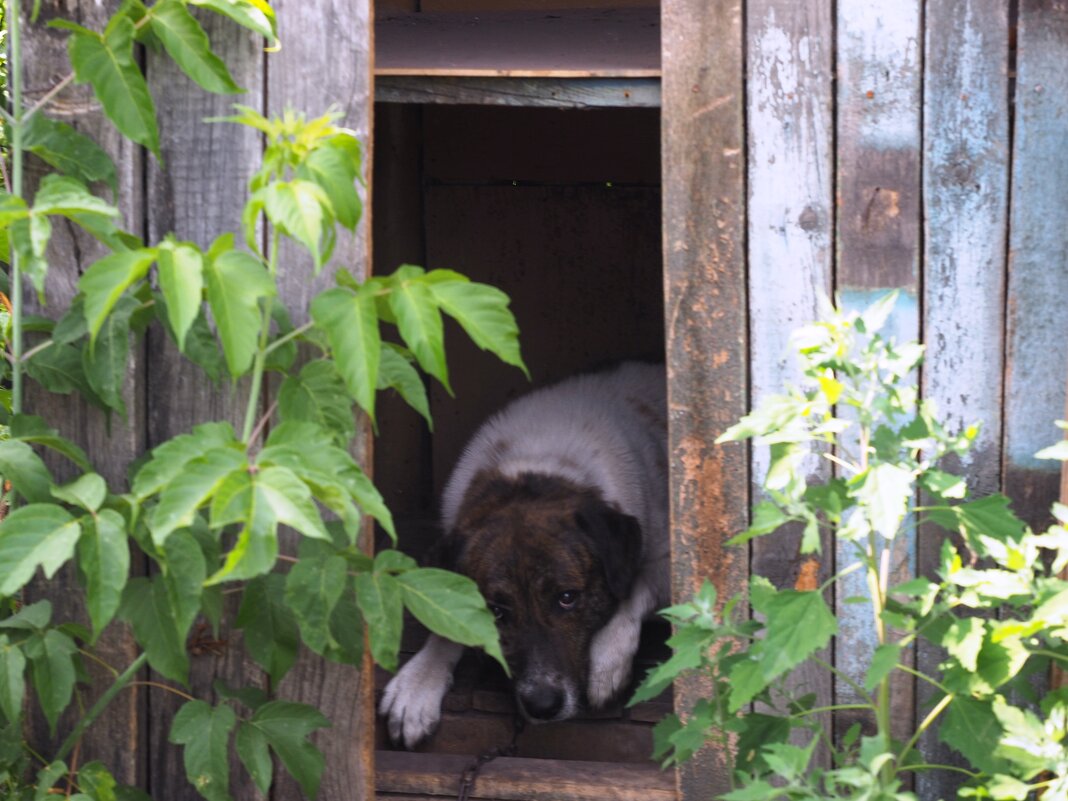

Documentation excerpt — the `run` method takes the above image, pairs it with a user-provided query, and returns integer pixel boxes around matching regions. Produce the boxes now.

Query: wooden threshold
[376,751,677,801]
[374,8,661,78]
[375,75,660,107]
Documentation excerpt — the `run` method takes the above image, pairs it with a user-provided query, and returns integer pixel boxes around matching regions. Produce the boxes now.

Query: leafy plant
[0,1,523,798]
[635,293,1068,801]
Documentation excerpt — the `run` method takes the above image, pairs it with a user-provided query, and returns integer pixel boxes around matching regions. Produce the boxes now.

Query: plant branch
[906,763,981,779]
[10,0,25,418]
[23,73,75,122]
[77,648,120,678]
[810,656,876,706]
[263,320,314,356]
[819,560,865,594]
[894,663,952,695]
[241,230,280,443]
[897,692,953,766]
[790,703,874,720]
[247,399,278,449]
[129,680,196,702]
[55,652,149,764]
[19,337,54,363]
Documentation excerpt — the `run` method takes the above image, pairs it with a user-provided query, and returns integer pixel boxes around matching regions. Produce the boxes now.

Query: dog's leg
[587,580,658,707]
[379,634,464,748]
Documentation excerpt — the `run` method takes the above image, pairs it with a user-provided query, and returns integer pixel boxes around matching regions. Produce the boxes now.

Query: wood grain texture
[918,1,1010,796]
[662,0,747,797]
[747,0,834,765]
[835,0,922,748]
[144,9,264,801]
[1003,0,1068,530]
[376,76,661,108]
[266,1,376,800]
[375,9,660,77]
[21,0,147,788]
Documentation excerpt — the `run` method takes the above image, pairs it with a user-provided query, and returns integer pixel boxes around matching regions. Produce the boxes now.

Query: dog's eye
[558,591,579,610]
[489,604,506,621]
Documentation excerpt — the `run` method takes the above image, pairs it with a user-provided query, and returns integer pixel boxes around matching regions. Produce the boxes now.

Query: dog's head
[433,471,642,722]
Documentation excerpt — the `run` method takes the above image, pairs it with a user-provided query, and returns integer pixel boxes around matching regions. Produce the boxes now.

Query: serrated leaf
[389,270,449,391]
[864,642,902,691]
[310,286,379,417]
[78,248,156,344]
[940,696,1006,774]
[83,293,137,415]
[0,438,55,503]
[149,0,243,94]
[76,509,130,637]
[727,501,790,546]
[0,504,81,595]
[24,342,103,405]
[22,114,117,191]
[235,722,272,796]
[149,447,246,545]
[942,618,985,672]
[207,481,278,584]
[53,472,107,512]
[161,529,207,645]
[927,494,1026,545]
[299,141,361,230]
[260,180,333,271]
[169,700,236,801]
[204,249,275,377]
[921,468,967,500]
[24,629,78,734]
[76,761,118,801]
[256,466,330,541]
[0,635,26,724]
[68,19,160,158]
[378,343,432,428]
[398,567,505,671]
[133,422,237,499]
[284,548,347,655]
[32,175,118,219]
[236,574,298,683]
[354,570,402,671]
[854,463,914,540]
[428,278,527,378]
[157,240,205,351]
[119,576,189,683]
[189,0,276,40]
[245,701,330,800]
[277,360,356,447]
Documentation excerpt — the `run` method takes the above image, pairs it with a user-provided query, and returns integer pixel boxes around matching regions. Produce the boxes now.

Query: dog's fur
[380,362,669,748]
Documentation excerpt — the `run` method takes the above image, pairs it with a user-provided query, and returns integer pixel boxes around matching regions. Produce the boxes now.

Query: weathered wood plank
[376,76,661,108]
[376,751,676,801]
[22,0,146,787]
[662,0,747,797]
[746,0,834,765]
[1003,0,1068,530]
[266,1,375,800]
[143,8,264,800]
[918,1,1011,796]
[834,0,922,749]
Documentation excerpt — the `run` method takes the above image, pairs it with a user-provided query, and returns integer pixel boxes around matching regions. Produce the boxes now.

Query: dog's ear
[426,529,466,572]
[575,500,643,600]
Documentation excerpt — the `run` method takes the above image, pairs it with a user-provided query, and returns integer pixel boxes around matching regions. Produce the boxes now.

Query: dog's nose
[519,685,564,720]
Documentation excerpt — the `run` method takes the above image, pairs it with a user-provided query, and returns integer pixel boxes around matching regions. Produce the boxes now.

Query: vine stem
[55,652,149,764]
[24,72,74,123]
[10,0,25,417]
[241,229,280,443]
[897,692,953,766]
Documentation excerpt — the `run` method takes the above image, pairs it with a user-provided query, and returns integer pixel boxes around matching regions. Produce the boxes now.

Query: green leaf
[942,618,985,672]
[169,700,236,801]
[0,635,26,724]
[927,494,1027,545]
[920,468,967,500]
[310,286,379,417]
[67,18,161,158]
[157,240,205,351]
[299,141,362,230]
[1036,439,1068,461]
[388,269,449,391]
[53,472,107,513]
[259,180,333,271]
[149,447,246,545]
[860,290,899,334]
[727,501,790,546]
[277,361,356,447]
[207,480,278,584]
[428,277,527,378]
[204,249,275,377]
[189,0,276,40]
[397,567,505,671]
[160,530,207,649]
[0,504,81,595]
[255,466,330,541]
[854,463,914,540]
[245,701,330,800]
[378,344,432,428]
[0,438,55,503]
[132,422,237,498]
[24,342,102,406]
[0,600,53,631]
[940,696,1006,774]
[149,0,243,94]
[734,713,795,774]
[32,175,118,219]
[235,722,272,796]
[24,629,78,734]
[77,509,130,637]
[864,642,902,692]
[83,293,137,415]
[354,568,403,671]
[236,574,298,683]
[34,761,68,801]
[119,576,189,683]
[76,761,119,801]
[284,547,348,655]
[78,248,157,344]
[21,114,118,192]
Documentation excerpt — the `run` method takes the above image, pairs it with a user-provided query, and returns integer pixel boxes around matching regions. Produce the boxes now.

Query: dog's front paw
[586,618,640,707]
[379,650,453,749]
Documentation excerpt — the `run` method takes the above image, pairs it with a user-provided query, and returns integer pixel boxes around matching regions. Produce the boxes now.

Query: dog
[379,362,669,749]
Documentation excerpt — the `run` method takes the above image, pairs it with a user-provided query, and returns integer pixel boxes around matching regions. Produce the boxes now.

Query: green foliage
[0,2,527,799]
[636,294,1068,801]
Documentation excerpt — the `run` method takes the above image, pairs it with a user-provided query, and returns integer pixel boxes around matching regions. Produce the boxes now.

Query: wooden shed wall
[19,1,1068,800]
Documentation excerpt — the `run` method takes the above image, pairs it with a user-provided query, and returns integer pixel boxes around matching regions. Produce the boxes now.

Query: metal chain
[457,714,526,801]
